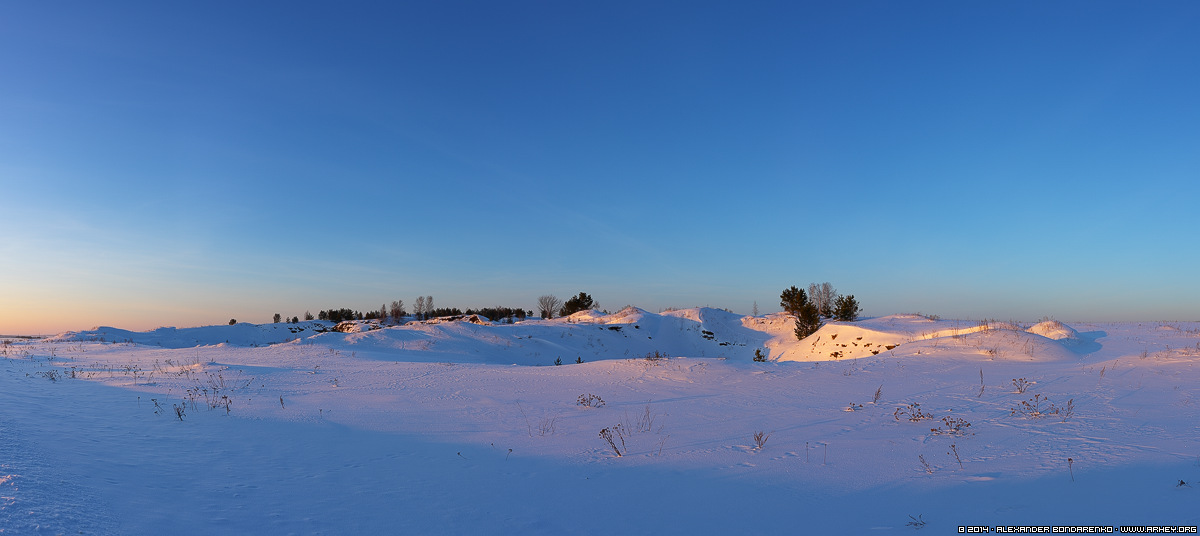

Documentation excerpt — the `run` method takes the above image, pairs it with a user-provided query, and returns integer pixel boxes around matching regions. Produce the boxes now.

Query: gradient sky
[3,1,1199,334]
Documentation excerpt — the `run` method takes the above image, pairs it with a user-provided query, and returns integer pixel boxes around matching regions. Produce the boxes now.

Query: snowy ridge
[46,309,1091,365]
[48,322,331,349]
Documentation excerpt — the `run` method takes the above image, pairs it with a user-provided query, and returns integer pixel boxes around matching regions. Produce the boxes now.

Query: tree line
[267,285,858,336]
[271,291,603,326]
[281,296,535,325]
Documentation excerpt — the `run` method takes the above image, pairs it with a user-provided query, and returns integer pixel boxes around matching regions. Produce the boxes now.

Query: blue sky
[2,1,1199,333]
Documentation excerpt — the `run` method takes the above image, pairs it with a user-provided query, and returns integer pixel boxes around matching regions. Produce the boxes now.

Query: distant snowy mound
[1027,319,1080,341]
[603,306,650,324]
[418,314,491,326]
[661,307,747,335]
[562,309,609,323]
[332,320,383,333]
[48,322,330,348]
[741,312,793,332]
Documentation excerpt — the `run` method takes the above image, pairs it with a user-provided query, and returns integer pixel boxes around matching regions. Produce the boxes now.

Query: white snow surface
[5,309,1200,534]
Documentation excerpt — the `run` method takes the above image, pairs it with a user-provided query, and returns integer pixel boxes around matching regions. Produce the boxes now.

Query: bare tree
[819,282,837,317]
[752,301,759,317]
[808,282,837,318]
[807,283,822,315]
[425,296,433,317]
[537,295,562,319]
[414,296,426,320]
[390,300,405,321]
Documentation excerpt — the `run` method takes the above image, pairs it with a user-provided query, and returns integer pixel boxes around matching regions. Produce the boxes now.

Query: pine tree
[559,292,595,317]
[782,285,822,340]
[833,294,862,322]
[779,286,807,316]
[795,302,822,339]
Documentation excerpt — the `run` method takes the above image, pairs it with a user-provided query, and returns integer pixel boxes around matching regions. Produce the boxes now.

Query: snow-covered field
[3,309,1199,534]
